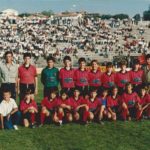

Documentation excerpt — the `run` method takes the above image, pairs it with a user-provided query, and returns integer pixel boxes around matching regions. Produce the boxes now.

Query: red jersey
[121,92,140,108]
[102,72,116,88]
[116,71,130,88]
[59,68,75,88]
[139,94,150,105]
[74,69,89,87]
[57,97,71,106]
[84,98,101,109]
[88,70,102,87]
[107,95,120,108]
[69,96,84,110]
[129,70,143,85]
[20,99,38,111]
[41,97,59,110]
[18,65,37,84]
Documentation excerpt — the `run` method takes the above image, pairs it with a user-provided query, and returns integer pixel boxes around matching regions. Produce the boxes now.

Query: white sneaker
[59,120,62,125]
[13,125,19,130]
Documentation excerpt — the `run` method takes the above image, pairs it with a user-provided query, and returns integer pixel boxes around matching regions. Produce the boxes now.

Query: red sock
[40,113,46,124]
[58,112,63,120]
[136,110,142,120]
[121,109,127,121]
[147,107,150,117]
[30,113,35,124]
[83,111,90,122]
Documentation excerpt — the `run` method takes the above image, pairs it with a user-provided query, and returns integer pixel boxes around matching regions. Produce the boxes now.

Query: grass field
[0,76,150,150]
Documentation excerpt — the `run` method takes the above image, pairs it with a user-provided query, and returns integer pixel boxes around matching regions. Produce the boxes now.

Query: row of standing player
[41,55,148,98]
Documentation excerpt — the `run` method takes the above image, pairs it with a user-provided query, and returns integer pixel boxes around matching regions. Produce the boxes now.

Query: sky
[0,0,149,17]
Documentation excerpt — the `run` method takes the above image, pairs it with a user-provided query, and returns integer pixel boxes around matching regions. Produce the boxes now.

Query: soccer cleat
[98,120,104,125]
[38,124,44,127]
[59,120,63,125]
[13,125,19,130]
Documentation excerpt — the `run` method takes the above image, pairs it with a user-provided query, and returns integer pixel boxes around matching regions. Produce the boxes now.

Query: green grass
[0,76,150,150]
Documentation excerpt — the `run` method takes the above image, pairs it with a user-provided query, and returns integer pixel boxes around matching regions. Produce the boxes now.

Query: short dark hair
[133,59,140,65]
[146,54,150,60]
[91,59,99,65]
[23,53,31,59]
[63,56,71,63]
[90,88,97,93]
[4,51,13,58]
[3,89,11,94]
[78,57,86,64]
[106,62,113,68]
[60,90,68,96]
[73,88,80,93]
[47,56,55,62]
[119,60,127,67]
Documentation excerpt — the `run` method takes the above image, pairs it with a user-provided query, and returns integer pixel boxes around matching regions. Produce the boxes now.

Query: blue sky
[0,0,149,17]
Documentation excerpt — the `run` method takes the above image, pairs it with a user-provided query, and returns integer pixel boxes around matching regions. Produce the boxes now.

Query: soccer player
[137,86,150,120]
[20,89,38,128]
[0,90,21,130]
[69,88,87,122]
[0,51,18,101]
[115,60,130,95]
[88,60,102,95]
[107,86,120,121]
[98,89,108,124]
[120,83,141,121]
[82,89,101,124]
[41,56,59,97]
[74,57,89,96]
[59,56,75,96]
[101,62,116,92]
[18,53,38,100]
[57,91,73,123]
[40,90,60,126]
[143,54,150,90]
[129,59,144,94]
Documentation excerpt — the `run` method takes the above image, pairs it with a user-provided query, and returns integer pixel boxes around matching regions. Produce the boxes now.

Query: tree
[133,14,141,21]
[41,10,54,17]
[100,14,112,20]
[113,14,129,20]
[19,13,32,17]
[143,5,150,21]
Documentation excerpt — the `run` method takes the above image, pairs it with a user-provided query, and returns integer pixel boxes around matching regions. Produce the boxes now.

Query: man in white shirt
[0,90,21,130]
[0,51,18,101]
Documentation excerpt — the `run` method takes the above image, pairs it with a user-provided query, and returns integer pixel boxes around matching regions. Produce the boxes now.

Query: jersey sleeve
[20,101,25,111]
[12,99,18,109]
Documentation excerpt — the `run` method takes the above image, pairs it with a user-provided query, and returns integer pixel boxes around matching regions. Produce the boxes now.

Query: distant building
[0,9,19,18]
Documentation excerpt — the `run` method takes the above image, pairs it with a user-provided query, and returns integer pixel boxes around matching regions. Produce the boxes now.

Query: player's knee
[122,103,127,109]
[89,112,94,120]
[68,114,73,122]
[58,107,63,113]
[53,116,59,123]
[108,113,111,119]
[74,112,80,121]
[24,119,29,127]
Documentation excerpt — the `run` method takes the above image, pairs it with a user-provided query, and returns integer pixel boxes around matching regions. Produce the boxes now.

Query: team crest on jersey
[121,80,128,84]
[133,78,141,82]
[64,78,73,83]
[80,78,87,83]
[92,79,101,84]
[108,82,114,87]
[128,100,135,106]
